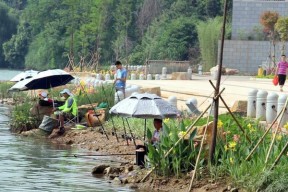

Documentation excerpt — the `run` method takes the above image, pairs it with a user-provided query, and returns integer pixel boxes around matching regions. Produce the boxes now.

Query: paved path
[128,74,284,113]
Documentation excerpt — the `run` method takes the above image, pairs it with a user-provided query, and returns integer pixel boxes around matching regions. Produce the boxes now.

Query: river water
[0,70,134,191]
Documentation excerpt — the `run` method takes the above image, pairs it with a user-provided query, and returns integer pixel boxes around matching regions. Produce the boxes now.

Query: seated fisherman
[52,88,77,135]
[151,118,163,146]
[38,91,53,106]
[135,118,163,167]
[30,91,54,119]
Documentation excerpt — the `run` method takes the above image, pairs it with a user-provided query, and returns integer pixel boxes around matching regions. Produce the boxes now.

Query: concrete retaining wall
[219,40,288,74]
[232,0,288,39]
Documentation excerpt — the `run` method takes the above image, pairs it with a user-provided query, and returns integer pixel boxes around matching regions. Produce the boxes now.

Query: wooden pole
[209,80,251,143]
[140,88,225,182]
[210,0,228,163]
[188,102,214,191]
[269,141,288,171]
[245,97,288,161]
[265,97,288,164]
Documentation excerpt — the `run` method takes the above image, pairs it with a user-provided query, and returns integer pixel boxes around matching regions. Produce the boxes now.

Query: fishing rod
[125,118,136,146]
[65,153,135,158]
[101,85,119,142]
[69,69,109,140]
[25,156,129,163]
[115,88,130,146]
[121,114,129,146]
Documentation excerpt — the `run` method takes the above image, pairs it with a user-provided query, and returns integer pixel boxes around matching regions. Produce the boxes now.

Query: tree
[260,11,279,67]
[137,0,161,37]
[197,17,222,71]
[275,17,288,54]
[206,0,221,18]
[3,22,31,69]
[0,2,18,68]
[111,0,142,63]
[2,0,27,10]
[1,0,233,70]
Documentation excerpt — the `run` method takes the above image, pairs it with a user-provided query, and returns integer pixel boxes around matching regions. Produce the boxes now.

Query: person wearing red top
[38,91,53,106]
[275,55,288,92]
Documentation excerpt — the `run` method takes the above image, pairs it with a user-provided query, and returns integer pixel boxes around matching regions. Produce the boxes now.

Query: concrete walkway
[128,74,284,113]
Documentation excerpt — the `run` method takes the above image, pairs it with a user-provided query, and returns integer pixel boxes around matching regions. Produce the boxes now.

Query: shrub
[147,119,200,177]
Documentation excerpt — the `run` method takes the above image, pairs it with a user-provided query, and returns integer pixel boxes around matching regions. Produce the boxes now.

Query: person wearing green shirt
[53,88,77,135]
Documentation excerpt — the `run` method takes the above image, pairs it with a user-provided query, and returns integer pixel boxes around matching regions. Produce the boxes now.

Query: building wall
[221,0,288,74]
[232,0,288,39]
[220,40,288,74]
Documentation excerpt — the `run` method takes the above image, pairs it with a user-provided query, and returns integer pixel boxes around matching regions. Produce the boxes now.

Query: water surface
[0,105,133,192]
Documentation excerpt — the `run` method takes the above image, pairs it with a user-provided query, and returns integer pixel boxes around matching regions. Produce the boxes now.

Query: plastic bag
[272,76,278,86]
[39,115,58,133]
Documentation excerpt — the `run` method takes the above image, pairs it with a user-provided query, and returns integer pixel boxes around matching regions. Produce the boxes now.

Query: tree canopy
[0,0,231,70]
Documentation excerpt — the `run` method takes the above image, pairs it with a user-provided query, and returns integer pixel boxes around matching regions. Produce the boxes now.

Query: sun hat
[39,91,48,98]
[60,88,72,96]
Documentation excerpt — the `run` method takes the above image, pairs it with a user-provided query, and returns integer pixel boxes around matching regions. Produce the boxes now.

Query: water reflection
[0,69,23,81]
[0,105,134,192]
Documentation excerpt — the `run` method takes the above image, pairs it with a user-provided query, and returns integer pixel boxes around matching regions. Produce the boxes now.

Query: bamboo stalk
[245,97,288,161]
[140,88,225,182]
[269,141,288,171]
[209,80,251,143]
[265,97,288,164]
[188,101,214,191]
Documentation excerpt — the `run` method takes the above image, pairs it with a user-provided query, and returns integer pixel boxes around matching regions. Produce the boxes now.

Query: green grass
[105,113,288,190]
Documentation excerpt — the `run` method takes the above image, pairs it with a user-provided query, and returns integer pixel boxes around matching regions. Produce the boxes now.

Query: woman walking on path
[275,54,288,92]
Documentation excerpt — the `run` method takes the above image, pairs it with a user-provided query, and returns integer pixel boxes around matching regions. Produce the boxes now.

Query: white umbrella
[109,93,180,141]
[10,70,39,82]
[8,78,33,92]
[109,93,180,119]
[8,69,74,92]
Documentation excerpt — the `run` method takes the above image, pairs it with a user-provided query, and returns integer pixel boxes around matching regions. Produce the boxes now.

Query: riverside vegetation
[1,81,288,191]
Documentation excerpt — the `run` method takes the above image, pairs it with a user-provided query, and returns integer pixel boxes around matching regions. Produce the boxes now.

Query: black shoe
[57,127,65,135]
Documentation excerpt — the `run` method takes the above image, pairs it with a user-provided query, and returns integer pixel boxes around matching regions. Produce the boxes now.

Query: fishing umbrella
[8,69,74,92]
[10,70,39,82]
[8,78,34,92]
[110,93,180,119]
[109,93,180,140]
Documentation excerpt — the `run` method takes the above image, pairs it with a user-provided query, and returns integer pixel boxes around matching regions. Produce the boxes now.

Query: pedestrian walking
[275,54,288,92]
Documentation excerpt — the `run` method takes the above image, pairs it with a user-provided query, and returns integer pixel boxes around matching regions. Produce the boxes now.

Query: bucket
[135,145,147,166]
[258,66,263,76]
[85,109,106,127]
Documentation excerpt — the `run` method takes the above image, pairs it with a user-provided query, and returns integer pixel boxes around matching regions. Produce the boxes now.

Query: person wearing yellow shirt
[52,89,77,135]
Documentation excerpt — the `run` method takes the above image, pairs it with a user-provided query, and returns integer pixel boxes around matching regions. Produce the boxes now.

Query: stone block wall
[232,0,288,39]
[221,0,288,74]
[219,40,288,74]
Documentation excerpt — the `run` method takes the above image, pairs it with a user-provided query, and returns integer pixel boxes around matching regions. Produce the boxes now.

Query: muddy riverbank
[21,125,238,192]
